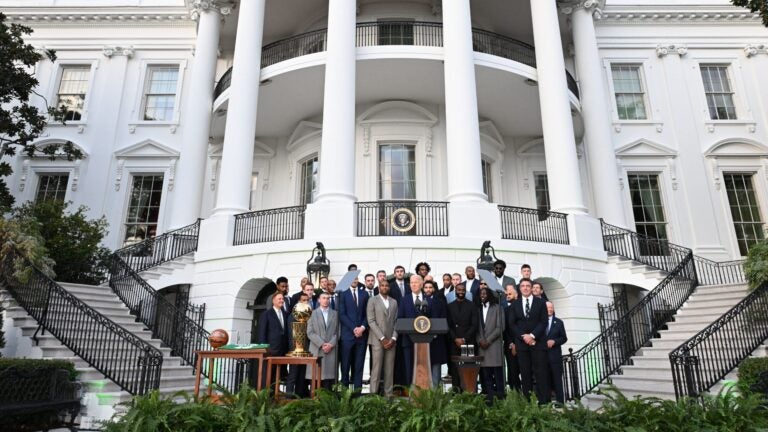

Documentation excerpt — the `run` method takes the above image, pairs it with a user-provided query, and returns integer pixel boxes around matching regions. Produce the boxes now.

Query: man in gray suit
[366,280,398,397]
[306,292,339,390]
[477,286,505,403]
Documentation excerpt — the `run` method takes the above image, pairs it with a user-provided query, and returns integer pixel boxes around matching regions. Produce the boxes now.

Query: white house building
[1,0,767,420]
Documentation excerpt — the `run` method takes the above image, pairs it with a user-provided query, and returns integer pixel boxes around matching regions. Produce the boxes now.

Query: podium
[395,317,448,389]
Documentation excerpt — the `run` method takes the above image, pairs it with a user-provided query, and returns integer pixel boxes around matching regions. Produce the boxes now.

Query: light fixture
[476,240,497,272]
[306,242,331,290]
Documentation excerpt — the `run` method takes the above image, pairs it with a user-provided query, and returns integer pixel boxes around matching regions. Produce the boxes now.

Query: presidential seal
[391,207,416,233]
[413,315,431,334]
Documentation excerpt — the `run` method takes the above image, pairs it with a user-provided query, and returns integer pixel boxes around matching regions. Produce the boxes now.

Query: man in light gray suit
[306,292,339,390]
[366,280,398,397]
[477,286,505,403]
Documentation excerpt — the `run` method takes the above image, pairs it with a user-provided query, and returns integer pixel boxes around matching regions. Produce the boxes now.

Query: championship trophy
[286,302,313,357]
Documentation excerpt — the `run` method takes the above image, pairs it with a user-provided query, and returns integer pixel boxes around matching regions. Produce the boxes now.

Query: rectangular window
[481,159,493,202]
[534,173,551,212]
[249,173,259,211]
[611,64,648,120]
[724,173,765,256]
[35,174,69,202]
[628,173,668,254]
[700,65,737,120]
[379,143,416,200]
[300,157,319,205]
[123,175,164,245]
[377,20,414,46]
[142,66,180,121]
[56,66,90,121]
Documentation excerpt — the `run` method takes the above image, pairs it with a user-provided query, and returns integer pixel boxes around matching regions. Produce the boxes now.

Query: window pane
[35,174,69,202]
[611,64,648,120]
[143,66,179,122]
[534,173,550,212]
[627,173,668,252]
[379,143,416,200]
[124,175,164,245]
[481,160,493,202]
[724,173,765,256]
[700,65,737,120]
[300,157,319,205]
[56,66,90,121]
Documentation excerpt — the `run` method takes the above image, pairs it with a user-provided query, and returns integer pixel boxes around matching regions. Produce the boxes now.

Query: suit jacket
[366,294,398,345]
[257,308,290,356]
[426,295,448,365]
[464,279,480,302]
[546,315,568,363]
[496,275,517,293]
[397,291,430,347]
[306,307,339,380]
[446,299,478,345]
[508,296,548,351]
[477,303,504,368]
[266,292,292,314]
[387,277,409,303]
[338,287,369,343]
[500,301,515,348]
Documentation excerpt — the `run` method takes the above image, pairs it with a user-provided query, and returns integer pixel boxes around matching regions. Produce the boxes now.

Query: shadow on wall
[235,278,276,344]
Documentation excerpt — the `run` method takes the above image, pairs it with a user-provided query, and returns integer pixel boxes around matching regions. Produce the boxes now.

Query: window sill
[45,121,86,134]
[704,120,756,134]
[612,121,664,133]
[128,121,180,134]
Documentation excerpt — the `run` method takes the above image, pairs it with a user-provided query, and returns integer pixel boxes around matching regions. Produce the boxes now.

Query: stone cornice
[4,8,194,27]
[597,5,763,25]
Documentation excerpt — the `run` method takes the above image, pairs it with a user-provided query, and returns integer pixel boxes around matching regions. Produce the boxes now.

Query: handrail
[113,219,201,274]
[669,281,768,399]
[108,256,212,367]
[498,205,569,245]
[693,255,746,286]
[602,221,695,277]
[213,21,580,99]
[233,205,306,246]
[355,200,448,237]
[1,248,163,395]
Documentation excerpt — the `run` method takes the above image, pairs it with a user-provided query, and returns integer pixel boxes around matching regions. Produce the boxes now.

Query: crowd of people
[256,260,568,404]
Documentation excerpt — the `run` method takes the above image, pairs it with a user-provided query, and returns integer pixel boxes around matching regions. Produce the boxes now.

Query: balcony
[355,201,449,237]
[213,21,579,100]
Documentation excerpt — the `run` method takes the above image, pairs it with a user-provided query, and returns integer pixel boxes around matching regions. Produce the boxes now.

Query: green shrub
[745,241,768,290]
[0,358,77,380]
[739,357,768,392]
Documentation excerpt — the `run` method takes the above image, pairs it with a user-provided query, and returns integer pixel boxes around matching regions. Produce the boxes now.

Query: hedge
[0,358,77,380]
[739,356,768,392]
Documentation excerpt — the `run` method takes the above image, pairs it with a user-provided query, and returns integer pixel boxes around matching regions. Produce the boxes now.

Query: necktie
[525,298,530,318]
[547,318,552,335]
[331,296,336,310]
[277,310,284,328]
[352,289,358,307]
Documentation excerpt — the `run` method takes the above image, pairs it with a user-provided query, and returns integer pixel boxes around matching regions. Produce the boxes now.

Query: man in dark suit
[338,276,369,390]
[532,281,549,302]
[545,301,568,403]
[292,281,318,310]
[500,283,521,393]
[397,274,429,387]
[446,283,479,391]
[493,260,517,297]
[266,276,292,314]
[463,266,480,303]
[508,278,550,403]
[257,292,290,387]
[388,265,409,303]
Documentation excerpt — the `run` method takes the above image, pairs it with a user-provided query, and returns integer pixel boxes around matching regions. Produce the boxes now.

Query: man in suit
[464,266,480,303]
[266,276,292,315]
[532,281,549,302]
[477,286,505,403]
[509,278,550,403]
[493,260,517,297]
[257,292,290,387]
[306,292,339,390]
[446,283,479,391]
[500,283,521,393]
[363,273,376,299]
[338,276,369,390]
[423,280,448,388]
[388,265,409,303]
[397,274,429,387]
[366,279,398,396]
[545,302,568,403]
[292,280,318,309]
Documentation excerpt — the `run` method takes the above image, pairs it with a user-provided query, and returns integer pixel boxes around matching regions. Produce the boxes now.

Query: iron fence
[355,201,448,237]
[114,219,200,274]
[602,221,695,276]
[498,205,570,244]
[233,205,306,246]
[693,256,746,286]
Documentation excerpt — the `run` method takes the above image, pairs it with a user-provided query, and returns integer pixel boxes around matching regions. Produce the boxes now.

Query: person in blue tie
[545,301,568,404]
[397,274,429,388]
[338,276,369,390]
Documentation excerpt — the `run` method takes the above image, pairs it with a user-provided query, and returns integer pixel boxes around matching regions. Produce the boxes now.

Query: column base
[566,214,604,252]
[198,214,235,252]
[304,201,356,239]
[447,201,501,239]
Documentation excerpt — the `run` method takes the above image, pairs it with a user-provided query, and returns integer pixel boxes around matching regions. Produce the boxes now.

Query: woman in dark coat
[424,280,448,389]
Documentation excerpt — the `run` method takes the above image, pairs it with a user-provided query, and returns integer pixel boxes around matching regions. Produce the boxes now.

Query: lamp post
[476,240,497,272]
[307,242,331,294]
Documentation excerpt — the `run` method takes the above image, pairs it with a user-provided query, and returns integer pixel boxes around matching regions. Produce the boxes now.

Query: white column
[442,0,485,202]
[211,0,266,216]
[570,3,626,225]
[530,0,587,215]
[170,4,224,228]
[315,0,357,204]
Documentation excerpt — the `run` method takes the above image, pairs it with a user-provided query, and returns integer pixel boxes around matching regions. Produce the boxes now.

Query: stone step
[76,365,194,382]
[620,366,673,380]
[629,356,674,369]
[651,336,759,350]
[57,283,115,296]
[681,299,744,312]
[608,376,676,396]
[693,285,749,295]
[32,333,165,350]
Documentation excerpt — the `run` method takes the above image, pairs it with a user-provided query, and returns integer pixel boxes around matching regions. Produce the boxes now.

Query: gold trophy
[286,302,313,357]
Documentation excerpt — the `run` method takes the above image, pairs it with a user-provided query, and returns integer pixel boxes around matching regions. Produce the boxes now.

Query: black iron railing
[213,21,580,99]
[669,281,768,399]
[355,201,448,237]
[1,248,163,395]
[233,205,306,246]
[114,219,201,274]
[602,222,695,276]
[498,205,569,245]
[693,256,746,286]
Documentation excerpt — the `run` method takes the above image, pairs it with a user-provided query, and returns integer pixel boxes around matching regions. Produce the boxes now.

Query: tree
[0,12,79,213]
[11,200,111,285]
[732,0,768,26]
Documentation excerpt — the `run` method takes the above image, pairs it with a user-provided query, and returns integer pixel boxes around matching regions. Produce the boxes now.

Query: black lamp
[477,240,497,272]
[307,242,331,291]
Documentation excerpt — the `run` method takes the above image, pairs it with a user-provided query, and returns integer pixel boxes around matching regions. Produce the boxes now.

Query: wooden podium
[395,317,448,389]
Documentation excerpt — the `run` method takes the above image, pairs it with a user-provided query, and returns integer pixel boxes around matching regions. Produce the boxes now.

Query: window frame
[34,173,71,203]
[131,60,187,126]
[533,172,551,213]
[140,64,182,123]
[121,172,167,246]
[626,172,670,245]
[603,58,659,126]
[689,56,754,128]
[699,64,738,121]
[610,63,650,121]
[298,154,320,206]
[377,141,417,201]
[722,172,765,256]
[46,60,99,125]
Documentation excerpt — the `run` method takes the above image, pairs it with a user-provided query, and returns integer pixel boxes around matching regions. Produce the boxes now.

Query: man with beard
[501,284,521,392]
[446,283,478,391]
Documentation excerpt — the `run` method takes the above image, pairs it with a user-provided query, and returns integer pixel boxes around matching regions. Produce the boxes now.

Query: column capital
[558,0,605,19]
[189,0,235,21]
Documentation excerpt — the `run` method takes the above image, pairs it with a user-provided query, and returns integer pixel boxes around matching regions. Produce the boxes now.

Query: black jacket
[447,299,479,345]
[508,296,548,351]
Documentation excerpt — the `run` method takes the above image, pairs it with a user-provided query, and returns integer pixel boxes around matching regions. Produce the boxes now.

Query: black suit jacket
[546,315,568,363]
[508,296,548,351]
[387,277,409,303]
[257,308,290,356]
[446,299,478,345]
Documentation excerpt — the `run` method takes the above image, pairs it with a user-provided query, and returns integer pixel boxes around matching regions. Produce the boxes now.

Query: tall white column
[530,0,587,215]
[442,0,485,202]
[170,3,225,228]
[211,0,266,216]
[570,3,626,225]
[315,0,357,204]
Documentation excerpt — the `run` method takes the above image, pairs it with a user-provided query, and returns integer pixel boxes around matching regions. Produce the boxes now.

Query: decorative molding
[189,0,235,21]
[616,160,624,190]
[102,46,135,59]
[744,44,768,58]
[615,139,678,158]
[704,139,768,158]
[115,159,125,191]
[168,159,177,191]
[656,44,688,58]
[71,160,81,191]
[597,8,762,25]
[710,158,721,191]
[7,12,194,27]
[287,121,323,153]
[424,127,433,157]
[558,0,605,18]
[668,158,678,191]
[209,157,219,191]
[115,139,181,159]
[362,125,371,157]
[19,160,30,192]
